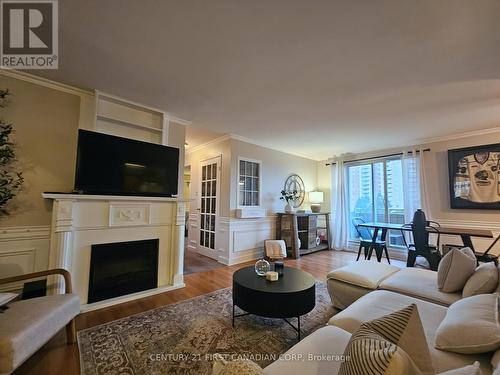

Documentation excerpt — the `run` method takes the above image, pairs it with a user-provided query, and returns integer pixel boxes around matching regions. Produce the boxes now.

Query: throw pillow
[437,247,477,292]
[435,293,500,354]
[212,356,263,375]
[437,361,482,375]
[338,304,434,375]
[491,348,500,371]
[0,292,18,307]
[463,262,498,297]
[495,263,500,294]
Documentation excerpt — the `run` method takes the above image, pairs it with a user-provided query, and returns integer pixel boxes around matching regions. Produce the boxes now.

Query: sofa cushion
[338,304,433,375]
[380,268,461,306]
[0,293,80,373]
[438,247,477,292]
[437,362,482,375]
[435,293,500,354]
[263,326,351,375]
[463,263,499,298]
[328,290,492,374]
[327,278,374,310]
[327,260,400,289]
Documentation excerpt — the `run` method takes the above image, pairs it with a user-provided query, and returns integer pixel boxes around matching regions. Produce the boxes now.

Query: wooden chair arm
[0,268,72,294]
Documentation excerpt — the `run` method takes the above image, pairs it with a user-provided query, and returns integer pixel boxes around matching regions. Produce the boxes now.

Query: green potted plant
[0,89,24,214]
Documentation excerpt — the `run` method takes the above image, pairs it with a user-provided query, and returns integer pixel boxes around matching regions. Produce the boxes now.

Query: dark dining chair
[353,218,390,263]
[474,234,500,265]
[405,209,442,271]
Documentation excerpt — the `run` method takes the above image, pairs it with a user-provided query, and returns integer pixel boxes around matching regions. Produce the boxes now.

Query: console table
[276,212,331,259]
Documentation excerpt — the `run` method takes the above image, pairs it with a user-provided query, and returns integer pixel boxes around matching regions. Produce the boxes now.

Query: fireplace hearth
[88,239,159,303]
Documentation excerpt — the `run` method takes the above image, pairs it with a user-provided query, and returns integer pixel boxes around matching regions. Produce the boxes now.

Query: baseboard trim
[80,283,186,312]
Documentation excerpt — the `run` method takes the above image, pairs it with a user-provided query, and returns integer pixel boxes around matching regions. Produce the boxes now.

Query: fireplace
[88,239,159,303]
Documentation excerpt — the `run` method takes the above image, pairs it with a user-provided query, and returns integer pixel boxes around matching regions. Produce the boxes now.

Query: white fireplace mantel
[42,193,181,202]
[43,193,186,312]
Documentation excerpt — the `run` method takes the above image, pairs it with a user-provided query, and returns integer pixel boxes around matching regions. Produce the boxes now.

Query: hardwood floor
[184,245,226,275]
[13,250,405,375]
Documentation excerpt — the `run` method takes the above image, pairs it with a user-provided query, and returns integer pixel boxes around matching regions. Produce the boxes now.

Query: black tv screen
[75,130,179,197]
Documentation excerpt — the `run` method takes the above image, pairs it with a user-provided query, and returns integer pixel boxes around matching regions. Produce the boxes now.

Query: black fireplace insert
[88,239,159,303]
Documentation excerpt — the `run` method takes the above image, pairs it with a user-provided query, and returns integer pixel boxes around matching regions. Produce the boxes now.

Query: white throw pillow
[437,247,477,292]
[0,292,18,307]
[437,361,482,375]
[435,293,500,354]
[463,262,498,297]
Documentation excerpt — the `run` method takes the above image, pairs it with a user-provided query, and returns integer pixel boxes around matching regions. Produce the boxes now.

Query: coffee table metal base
[232,304,303,341]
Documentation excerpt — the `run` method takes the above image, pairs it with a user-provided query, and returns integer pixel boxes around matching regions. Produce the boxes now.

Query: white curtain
[330,159,349,250]
[401,147,430,223]
[401,148,435,250]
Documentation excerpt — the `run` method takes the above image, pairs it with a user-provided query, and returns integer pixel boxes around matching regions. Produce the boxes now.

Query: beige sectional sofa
[264,260,498,375]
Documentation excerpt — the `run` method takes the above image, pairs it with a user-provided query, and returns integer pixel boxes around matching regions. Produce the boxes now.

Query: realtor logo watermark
[1,0,58,69]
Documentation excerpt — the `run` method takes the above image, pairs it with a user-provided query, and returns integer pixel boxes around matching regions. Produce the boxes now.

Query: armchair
[0,268,80,374]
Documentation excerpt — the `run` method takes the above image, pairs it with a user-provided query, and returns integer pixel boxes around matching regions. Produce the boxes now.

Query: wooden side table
[276,212,331,259]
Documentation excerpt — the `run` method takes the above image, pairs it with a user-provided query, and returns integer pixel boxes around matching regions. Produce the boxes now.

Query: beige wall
[0,75,80,227]
[317,161,331,213]
[229,139,318,216]
[187,137,320,217]
[422,132,500,223]
[168,121,186,199]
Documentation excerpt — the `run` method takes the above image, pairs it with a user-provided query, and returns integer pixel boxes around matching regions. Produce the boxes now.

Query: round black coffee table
[232,266,316,340]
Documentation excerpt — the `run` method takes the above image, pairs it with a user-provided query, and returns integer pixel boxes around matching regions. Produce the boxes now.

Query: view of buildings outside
[348,159,405,246]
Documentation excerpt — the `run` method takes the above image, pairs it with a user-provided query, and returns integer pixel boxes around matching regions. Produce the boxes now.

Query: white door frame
[196,156,221,260]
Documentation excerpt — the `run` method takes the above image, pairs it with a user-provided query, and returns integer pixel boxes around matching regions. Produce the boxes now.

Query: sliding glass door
[347,158,406,247]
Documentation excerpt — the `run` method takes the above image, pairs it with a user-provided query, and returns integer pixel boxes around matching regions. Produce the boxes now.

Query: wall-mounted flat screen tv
[75,130,179,197]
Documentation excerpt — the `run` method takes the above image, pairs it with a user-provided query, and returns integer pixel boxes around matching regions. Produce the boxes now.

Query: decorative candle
[266,271,279,281]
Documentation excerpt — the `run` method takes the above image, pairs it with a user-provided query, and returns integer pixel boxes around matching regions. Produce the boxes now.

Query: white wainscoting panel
[223,216,277,265]
[0,225,51,292]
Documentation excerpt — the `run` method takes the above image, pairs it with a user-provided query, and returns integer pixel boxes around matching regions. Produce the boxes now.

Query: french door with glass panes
[197,156,220,260]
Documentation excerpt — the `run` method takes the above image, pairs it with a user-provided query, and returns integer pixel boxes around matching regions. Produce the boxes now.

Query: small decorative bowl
[254,259,270,276]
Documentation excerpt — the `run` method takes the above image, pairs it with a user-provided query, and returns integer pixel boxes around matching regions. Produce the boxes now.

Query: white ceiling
[185,124,224,151]
[34,0,500,160]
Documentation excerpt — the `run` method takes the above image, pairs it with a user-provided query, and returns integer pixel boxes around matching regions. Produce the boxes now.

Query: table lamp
[309,191,323,213]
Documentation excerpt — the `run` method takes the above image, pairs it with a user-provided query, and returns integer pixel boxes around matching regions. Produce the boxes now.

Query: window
[347,157,420,247]
[238,158,261,207]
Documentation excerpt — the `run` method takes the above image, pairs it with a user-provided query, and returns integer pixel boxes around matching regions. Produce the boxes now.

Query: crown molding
[0,70,93,97]
[186,132,319,161]
[185,134,232,155]
[417,126,500,145]
[228,133,319,161]
[166,115,192,126]
[1,71,192,126]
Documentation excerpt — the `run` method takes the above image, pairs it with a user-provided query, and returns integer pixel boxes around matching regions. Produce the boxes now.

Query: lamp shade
[309,191,324,204]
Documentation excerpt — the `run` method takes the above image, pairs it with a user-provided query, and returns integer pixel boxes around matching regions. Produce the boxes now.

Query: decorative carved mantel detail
[43,193,186,311]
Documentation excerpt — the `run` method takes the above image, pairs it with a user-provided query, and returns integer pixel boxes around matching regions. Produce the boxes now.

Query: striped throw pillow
[339,304,434,375]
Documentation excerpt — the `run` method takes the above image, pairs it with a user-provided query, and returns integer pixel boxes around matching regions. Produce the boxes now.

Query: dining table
[358,221,495,254]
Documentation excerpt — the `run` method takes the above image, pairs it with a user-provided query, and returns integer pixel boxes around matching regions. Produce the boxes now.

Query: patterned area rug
[78,282,335,375]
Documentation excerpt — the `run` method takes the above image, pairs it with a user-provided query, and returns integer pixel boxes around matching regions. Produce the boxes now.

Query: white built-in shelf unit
[94,90,169,145]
